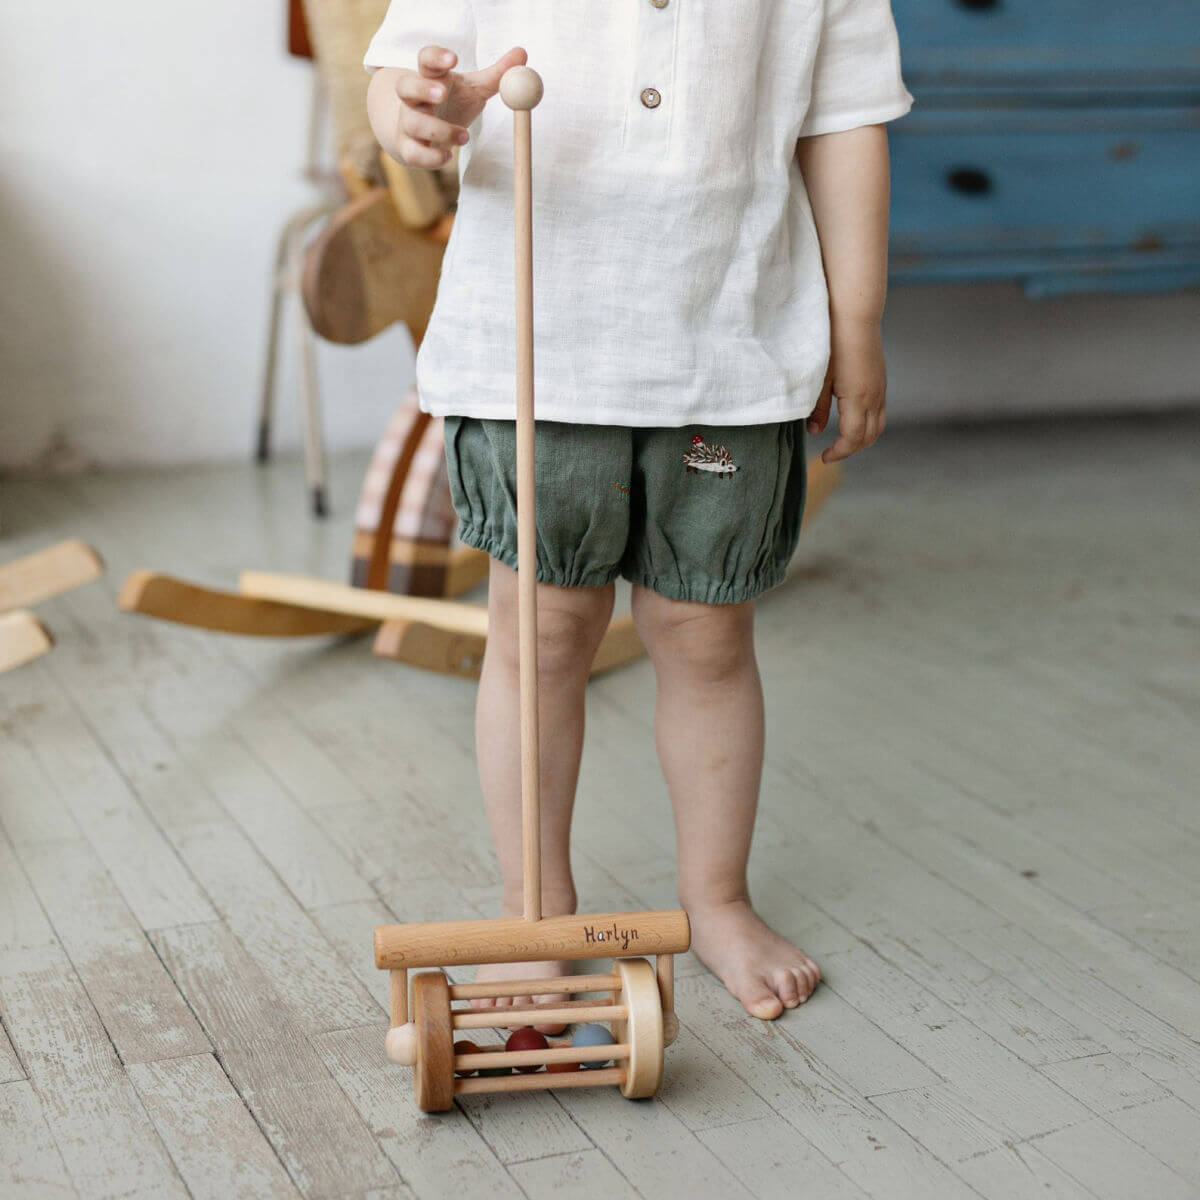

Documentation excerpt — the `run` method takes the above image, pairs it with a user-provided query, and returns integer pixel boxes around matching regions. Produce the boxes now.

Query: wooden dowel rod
[449,973,619,1001]
[453,1003,625,1031]
[511,102,541,925]
[456,996,621,1018]
[389,969,408,1027]
[455,1044,629,1071]
[656,955,674,1015]
[455,1067,626,1096]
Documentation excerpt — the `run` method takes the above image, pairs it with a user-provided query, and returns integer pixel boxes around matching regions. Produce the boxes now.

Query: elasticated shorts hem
[460,521,789,604]
[621,566,789,606]
[456,522,622,590]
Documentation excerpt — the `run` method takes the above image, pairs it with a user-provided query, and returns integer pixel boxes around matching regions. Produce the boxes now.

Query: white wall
[0,0,412,473]
[1,2,1197,473]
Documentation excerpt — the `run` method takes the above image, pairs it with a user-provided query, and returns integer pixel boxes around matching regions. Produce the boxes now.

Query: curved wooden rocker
[1,540,104,673]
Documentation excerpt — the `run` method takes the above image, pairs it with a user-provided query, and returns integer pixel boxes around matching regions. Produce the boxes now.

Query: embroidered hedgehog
[682,435,739,478]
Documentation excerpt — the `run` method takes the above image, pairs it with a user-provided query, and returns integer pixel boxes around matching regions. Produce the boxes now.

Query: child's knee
[634,594,753,682]
[488,584,613,680]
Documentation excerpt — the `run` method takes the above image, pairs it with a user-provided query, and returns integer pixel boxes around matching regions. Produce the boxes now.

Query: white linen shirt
[365,0,914,427]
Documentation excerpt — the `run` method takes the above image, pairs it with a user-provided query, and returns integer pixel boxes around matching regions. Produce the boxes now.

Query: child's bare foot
[469,959,574,1034]
[687,897,821,1020]
[470,889,577,1034]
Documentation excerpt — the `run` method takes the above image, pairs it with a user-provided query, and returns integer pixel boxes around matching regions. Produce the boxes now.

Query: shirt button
[641,87,662,109]
[650,0,670,7]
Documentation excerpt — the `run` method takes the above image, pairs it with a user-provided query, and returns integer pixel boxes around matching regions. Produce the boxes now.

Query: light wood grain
[0,1080,74,1199]
[240,570,490,636]
[374,909,690,969]
[153,922,400,1196]
[119,569,375,637]
[0,610,53,672]
[450,973,621,1000]
[0,941,188,1198]
[20,838,210,1065]
[127,1054,302,1200]
[315,1025,525,1198]
[0,539,102,610]
[507,1149,639,1200]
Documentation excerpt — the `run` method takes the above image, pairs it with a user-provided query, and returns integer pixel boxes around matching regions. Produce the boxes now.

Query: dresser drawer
[892,0,1200,89]
[890,108,1200,256]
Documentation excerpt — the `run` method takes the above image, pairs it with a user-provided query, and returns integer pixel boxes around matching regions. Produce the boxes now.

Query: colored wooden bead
[505,1027,549,1072]
[572,1023,615,1069]
[453,1039,480,1078]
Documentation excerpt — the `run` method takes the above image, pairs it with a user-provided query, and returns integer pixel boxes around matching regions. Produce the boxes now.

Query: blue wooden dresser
[888,1,1200,296]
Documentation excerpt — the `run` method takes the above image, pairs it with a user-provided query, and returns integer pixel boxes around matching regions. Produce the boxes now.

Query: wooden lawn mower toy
[375,67,690,1111]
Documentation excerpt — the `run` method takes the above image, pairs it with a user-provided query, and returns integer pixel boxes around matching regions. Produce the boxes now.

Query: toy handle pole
[501,67,545,924]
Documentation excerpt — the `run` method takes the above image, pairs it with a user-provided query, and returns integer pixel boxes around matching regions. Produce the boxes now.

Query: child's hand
[807,317,887,463]
[386,44,529,169]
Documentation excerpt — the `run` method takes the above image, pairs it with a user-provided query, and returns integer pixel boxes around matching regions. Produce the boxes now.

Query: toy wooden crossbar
[374,910,691,970]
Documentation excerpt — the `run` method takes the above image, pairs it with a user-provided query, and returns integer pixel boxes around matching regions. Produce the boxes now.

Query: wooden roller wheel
[412,970,455,1113]
[611,958,664,1099]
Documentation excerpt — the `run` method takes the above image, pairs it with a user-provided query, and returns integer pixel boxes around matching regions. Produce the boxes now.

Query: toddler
[365,1,913,1023]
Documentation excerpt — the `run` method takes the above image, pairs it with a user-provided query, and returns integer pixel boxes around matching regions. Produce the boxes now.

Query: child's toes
[774,969,803,1009]
[736,976,784,1020]
[533,995,567,1035]
[791,966,815,1003]
[801,958,822,994]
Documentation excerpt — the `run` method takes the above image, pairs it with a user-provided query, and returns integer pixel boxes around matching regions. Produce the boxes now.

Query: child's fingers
[821,404,870,464]
[417,45,457,78]
[401,105,469,149]
[396,136,453,170]
[462,45,529,98]
[396,70,448,110]
[807,381,833,435]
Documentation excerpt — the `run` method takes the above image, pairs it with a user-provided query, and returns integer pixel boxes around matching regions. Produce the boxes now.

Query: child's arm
[367,44,527,170]
[797,124,892,464]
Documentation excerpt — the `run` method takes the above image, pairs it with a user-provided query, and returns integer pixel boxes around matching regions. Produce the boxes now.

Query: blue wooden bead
[571,1023,615,1069]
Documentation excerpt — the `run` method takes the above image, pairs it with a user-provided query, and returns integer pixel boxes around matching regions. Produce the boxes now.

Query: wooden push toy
[375,67,690,1111]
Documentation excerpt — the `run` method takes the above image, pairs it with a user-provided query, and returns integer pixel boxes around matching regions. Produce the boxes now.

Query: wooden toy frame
[374,68,692,1112]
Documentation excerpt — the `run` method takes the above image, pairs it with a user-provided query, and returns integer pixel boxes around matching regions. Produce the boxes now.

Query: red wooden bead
[505,1027,549,1072]
[453,1039,481,1077]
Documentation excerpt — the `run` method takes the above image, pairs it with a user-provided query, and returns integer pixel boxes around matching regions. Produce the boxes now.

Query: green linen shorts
[443,416,808,605]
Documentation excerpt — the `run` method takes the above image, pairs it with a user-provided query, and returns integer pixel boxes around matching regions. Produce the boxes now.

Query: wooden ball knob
[385,1022,418,1066]
[500,66,544,111]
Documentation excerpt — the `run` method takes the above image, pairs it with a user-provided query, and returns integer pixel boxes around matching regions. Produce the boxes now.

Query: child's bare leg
[631,584,821,1020]
[472,557,615,1031]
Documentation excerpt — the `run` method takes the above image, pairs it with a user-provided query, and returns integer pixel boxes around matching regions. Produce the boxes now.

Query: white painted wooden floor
[1,414,1198,1200]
